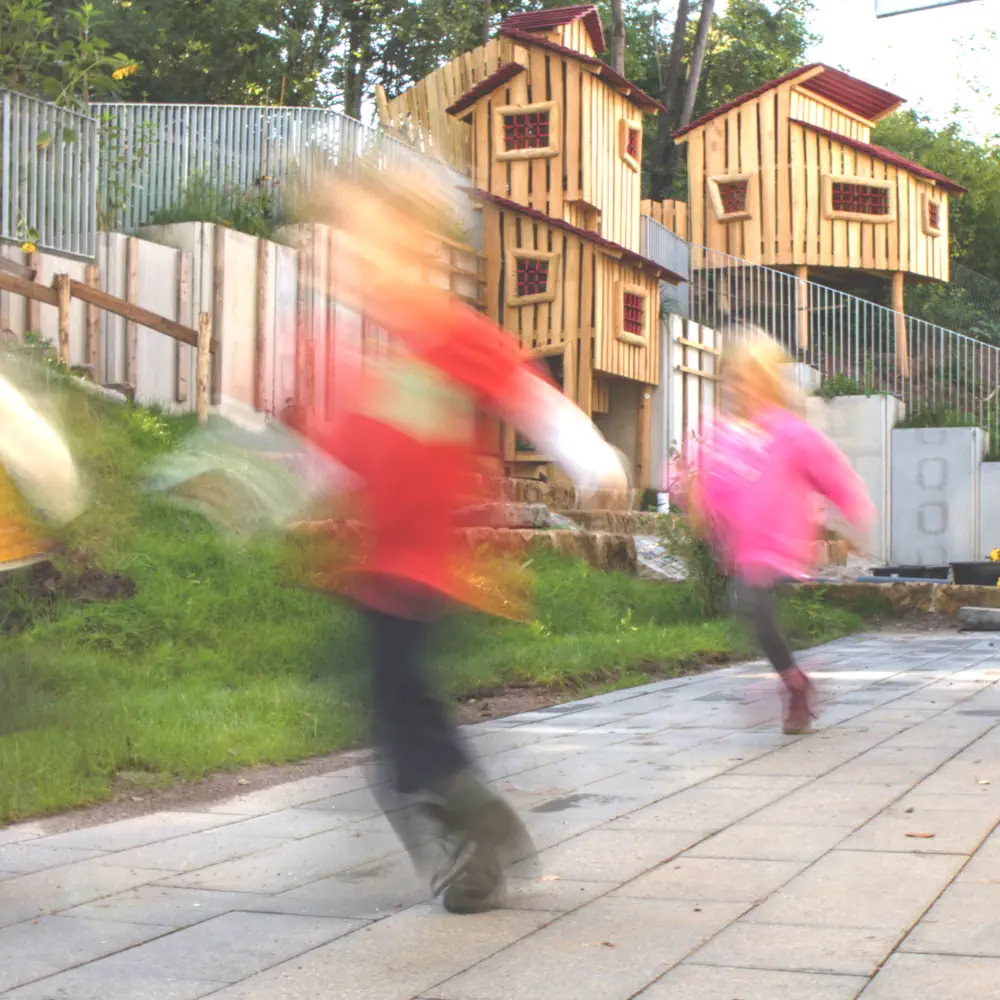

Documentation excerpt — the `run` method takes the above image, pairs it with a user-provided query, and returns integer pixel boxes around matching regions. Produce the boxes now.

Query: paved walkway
[4,632,1000,999]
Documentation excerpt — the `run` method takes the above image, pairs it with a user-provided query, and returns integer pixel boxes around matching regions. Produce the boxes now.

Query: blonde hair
[719,325,798,417]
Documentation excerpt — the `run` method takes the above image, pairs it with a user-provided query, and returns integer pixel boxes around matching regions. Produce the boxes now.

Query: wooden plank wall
[380,38,511,175]
[683,84,950,280]
[475,54,642,253]
[482,203,593,360]
[789,90,872,142]
[640,199,689,239]
[583,81,643,252]
[593,256,660,385]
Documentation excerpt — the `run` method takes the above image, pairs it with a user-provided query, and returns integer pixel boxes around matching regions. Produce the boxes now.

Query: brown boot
[781,666,815,735]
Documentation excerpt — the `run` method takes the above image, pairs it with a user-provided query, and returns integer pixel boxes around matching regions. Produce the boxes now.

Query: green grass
[0,371,874,823]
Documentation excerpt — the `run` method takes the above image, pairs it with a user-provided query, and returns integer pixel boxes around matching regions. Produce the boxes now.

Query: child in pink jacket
[695,334,873,734]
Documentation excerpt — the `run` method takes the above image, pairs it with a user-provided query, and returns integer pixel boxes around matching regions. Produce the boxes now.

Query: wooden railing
[0,270,214,421]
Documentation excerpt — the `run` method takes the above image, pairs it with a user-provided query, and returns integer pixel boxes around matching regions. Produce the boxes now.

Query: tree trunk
[650,0,689,200]
[343,7,373,120]
[483,0,492,44]
[610,0,626,74]
[679,0,716,128]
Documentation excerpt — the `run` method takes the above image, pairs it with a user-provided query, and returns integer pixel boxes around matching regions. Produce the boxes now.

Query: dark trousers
[736,583,795,674]
[365,608,468,795]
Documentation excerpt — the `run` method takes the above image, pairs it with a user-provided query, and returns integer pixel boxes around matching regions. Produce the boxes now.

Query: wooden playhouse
[649,64,966,365]
[378,4,685,488]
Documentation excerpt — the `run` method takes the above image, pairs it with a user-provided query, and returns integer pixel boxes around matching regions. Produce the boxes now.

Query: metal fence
[89,103,433,232]
[685,244,1000,451]
[0,90,99,259]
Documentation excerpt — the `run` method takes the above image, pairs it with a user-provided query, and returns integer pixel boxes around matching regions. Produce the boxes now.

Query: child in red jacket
[290,165,628,912]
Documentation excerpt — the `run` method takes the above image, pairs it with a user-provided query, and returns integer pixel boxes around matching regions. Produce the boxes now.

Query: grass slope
[0,373,871,823]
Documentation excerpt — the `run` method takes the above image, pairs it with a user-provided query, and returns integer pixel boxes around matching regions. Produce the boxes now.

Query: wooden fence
[0,265,214,420]
[640,199,689,240]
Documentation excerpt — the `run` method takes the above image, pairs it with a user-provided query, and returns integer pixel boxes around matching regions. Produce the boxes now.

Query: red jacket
[294,286,544,618]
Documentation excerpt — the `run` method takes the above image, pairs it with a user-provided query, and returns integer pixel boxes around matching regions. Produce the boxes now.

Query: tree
[610,0,626,74]
[678,0,715,128]
[0,0,136,107]
[645,0,817,199]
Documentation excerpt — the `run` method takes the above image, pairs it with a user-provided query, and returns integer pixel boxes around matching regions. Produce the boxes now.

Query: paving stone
[100,830,284,872]
[858,953,1000,999]
[0,823,48,847]
[65,886,270,927]
[0,914,167,992]
[510,827,710,882]
[902,881,1000,957]
[608,780,790,833]
[430,897,747,1000]
[685,823,854,862]
[749,780,909,828]
[0,860,173,928]
[841,803,998,855]
[637,963,869,1000]
[29,812,231,852]
[163,827,401,894]
[199,904,552,1000]
[0,841,107,874]
[206,774,370,816]
[3,968,226,1000]
[614,857,806,903]
[219,806,368,840]
[505,876,615,912]
[690,920,903,976]
[89,910,362,983]
[256,853,426,920]
[747,850,967,931]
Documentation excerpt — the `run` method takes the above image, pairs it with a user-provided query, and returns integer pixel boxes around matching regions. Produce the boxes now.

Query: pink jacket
[696,407,873,586]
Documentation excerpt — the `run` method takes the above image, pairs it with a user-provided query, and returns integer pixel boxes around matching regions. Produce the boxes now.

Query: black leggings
[736,583,795,674]
[365,609,469,795]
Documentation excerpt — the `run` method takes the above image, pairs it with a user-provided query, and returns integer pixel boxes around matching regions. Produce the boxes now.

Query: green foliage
[0,373,872,821]
[0,0,136,107]
[149,173,293,241]
[814,374,868,400]
[657,511,729,618]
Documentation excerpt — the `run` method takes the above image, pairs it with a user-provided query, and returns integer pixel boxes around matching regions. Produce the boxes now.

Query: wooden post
[893,271,909,378]
[84,264,100,379]
[54,273,71,366]
[175,253,190,403]
[637,385,652,492]
[795,264,809,351]
[212,228,225,405]
[124,236,139,390]
[26,252,41,332]
[196,312,212,423]
[255,239,269,413]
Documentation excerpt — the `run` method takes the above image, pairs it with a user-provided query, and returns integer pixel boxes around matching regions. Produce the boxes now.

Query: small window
[923,193,943,237]
[708,174,755,222]
[617,283,650,346]
[506,249,560,307]
[619,118,642,172]
[494,101,559,161]
[823,175,895,222]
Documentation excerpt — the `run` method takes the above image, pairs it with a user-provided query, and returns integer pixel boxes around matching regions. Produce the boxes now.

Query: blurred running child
[692,332,873,734]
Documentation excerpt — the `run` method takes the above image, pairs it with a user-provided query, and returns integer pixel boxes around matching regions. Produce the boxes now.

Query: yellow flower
[112,63,139,81]
[991,547,1000,563]
[21,242,36,255]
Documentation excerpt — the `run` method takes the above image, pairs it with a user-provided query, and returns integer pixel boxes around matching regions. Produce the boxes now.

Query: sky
[797,0,998,140]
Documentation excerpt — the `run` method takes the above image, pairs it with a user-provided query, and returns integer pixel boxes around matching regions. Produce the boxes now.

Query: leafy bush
[813,373,868,400]
[657,512,728,618]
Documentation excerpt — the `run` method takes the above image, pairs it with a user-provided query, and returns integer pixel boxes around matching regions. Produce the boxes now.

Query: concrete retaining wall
[891,427,986,565]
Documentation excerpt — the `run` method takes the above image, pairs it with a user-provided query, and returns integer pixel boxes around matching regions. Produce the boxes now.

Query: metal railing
[89,103,436,232]
[686,244,1000,451]
[0,90,99,259]
[641,215,690,319]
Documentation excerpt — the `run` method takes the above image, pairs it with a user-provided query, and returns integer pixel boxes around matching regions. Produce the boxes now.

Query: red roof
[790,120,967,194]
[500,27,665,114]
[447,63,525,117]
[674,64,904,140]
[462,187,687,284]
[501,5,606,54]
